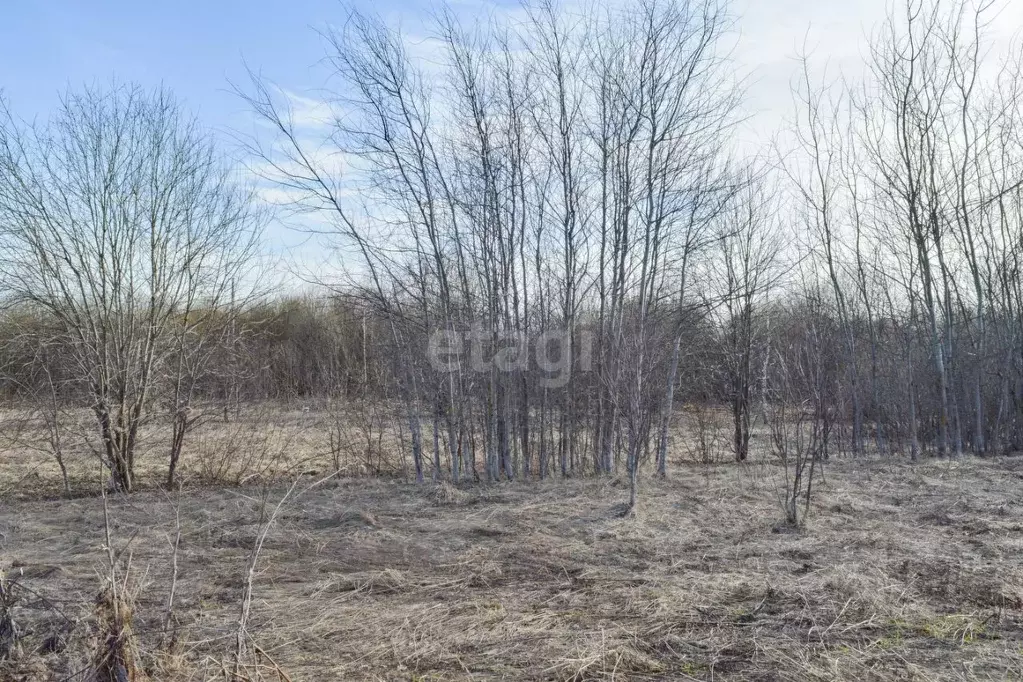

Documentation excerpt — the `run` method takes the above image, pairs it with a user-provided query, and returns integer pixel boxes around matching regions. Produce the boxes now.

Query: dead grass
[0,404,350,499]
[1,456,1022,680]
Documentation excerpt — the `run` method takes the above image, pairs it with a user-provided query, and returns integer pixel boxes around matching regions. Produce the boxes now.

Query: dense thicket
[1,0,1022,512]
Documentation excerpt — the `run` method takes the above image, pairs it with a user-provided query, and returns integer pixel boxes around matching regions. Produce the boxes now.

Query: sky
[1,0,1021,282]
[0,0,896,133]
[0,1,337,131]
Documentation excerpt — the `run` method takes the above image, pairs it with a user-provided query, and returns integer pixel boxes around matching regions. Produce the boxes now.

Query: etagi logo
[426,325,592,388]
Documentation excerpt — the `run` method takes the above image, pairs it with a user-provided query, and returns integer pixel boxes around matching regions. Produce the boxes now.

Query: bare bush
[194,411,291,486]
[681,404,728,464]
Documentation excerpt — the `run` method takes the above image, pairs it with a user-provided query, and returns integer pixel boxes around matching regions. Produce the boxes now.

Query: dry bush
[681,404,727,464]
[194,414,291,486]
[326,399,395,476]
[0,405,94,498]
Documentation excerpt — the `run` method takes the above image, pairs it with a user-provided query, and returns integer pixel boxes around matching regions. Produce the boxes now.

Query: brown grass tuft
[89,587,144,682]
[430,481,472,506]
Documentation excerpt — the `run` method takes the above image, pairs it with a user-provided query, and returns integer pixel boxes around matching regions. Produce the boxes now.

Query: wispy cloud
[279,88,340,129]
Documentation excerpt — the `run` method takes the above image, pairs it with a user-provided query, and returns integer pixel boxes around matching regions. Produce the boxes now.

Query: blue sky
[3,0,1020,285]
[0,1,348,138]
[0,0,901,137]
[4,0,1021,158]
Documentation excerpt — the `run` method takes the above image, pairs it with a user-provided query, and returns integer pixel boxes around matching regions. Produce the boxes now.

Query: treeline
[1,0,1022,511]
[0,296,381,404]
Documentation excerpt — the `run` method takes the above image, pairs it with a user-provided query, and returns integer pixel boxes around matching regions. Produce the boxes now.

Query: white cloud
[279,88,340,129]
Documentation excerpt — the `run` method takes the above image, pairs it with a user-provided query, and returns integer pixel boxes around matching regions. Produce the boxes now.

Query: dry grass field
[2,449,1023,681]
[0,404,397,500]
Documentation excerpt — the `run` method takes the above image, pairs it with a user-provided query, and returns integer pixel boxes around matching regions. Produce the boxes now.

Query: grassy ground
[0,403,402,500]
[2,455,1022,680]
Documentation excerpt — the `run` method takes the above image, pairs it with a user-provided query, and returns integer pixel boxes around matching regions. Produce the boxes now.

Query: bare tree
[765,286,833,526]
[717,176,784,463]
[0,85,262,492]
